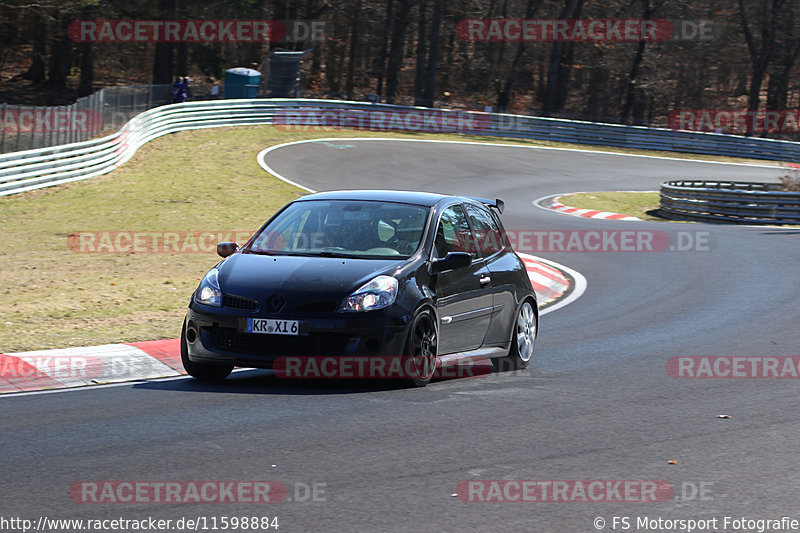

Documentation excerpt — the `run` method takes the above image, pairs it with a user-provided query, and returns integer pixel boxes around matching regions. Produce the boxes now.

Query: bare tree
[541,0,584,116]
[419,0,443,107]
[413,0,427,105]
[385,0,412,103]
[619,0,665,124]
[346,0,363,100]
[496,0,539,112]
[737,0,785,134]
[375,0,394,98]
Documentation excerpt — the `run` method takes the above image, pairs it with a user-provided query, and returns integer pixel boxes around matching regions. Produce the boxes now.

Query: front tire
[404,309,438,387]
[181,320,233,381]
[493,300,537,372]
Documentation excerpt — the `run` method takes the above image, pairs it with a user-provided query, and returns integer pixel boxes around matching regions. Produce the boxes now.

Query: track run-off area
[2,138,798,532]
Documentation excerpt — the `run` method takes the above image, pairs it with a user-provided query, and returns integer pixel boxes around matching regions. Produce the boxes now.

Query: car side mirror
[430,251,472,274]
[217,242,239,257]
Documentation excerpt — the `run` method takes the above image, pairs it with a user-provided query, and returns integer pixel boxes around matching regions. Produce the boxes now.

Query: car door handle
[479,275,491,286]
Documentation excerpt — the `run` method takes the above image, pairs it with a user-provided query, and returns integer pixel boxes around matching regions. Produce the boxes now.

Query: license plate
[246,318,300,335]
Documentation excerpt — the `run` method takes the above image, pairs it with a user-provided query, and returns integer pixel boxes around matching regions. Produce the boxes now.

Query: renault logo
[268,293,286,313]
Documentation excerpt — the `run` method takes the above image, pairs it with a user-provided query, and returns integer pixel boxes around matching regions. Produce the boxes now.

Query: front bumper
[184,302,412,369]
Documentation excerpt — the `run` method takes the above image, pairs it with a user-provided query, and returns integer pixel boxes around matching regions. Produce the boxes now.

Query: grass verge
[556,191,664,221]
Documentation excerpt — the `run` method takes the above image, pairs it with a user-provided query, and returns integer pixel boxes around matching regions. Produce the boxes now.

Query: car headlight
[195,268,222,307]
[339,275,398,312]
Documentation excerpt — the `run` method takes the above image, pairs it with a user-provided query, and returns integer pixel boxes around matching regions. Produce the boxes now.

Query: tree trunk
[152,43,174,85]
[488,0,508,107]
[47,17,72,89]
[438,21,456,97]
[22,12,47,83]
[737,0,781,135]
[76,3,96,97]
[631,86,648,126]
[176,43,188,77]
[420,0,443,108]
[326,26,344,95]
[375,0,394,98]
[766,24,800,111]
[78,43,94,97]
[346,0,363,100]
[152,0,176,85]
[385,0,412,104]
[413,1,427,105]
[620,0,661,123]
[553,37,577,113]
[496,0,538,113]
[541,0,583,116]
[766,54,798,112]
[583,66,607,121]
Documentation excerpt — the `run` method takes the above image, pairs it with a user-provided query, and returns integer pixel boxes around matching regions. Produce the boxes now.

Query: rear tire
[404,309,438,387]
[492,300,537,372]
[181,320,233,381]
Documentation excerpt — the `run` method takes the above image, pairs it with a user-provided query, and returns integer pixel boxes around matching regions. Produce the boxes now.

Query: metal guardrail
[3,98,800,196]
[660,180,800,224]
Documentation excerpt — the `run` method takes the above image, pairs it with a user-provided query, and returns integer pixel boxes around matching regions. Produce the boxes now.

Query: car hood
[217,252,405,307]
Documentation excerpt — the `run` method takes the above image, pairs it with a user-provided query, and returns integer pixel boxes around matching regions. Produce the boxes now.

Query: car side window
[434,205,476,259]
[464,204,505,257]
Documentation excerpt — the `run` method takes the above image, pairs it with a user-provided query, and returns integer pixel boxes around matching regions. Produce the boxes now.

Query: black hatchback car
[182,190,538,386]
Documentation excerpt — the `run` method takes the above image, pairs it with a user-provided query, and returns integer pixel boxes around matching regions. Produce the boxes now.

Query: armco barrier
[3,99,800,196]
[660,180,800,224]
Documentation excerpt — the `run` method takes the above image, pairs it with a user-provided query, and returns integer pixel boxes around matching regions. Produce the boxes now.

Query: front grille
[294,300,339,313]
[222,294,258,311]
[207,327,352,356]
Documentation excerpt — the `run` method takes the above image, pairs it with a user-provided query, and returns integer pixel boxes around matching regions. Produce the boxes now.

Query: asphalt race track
[2,140,799,532]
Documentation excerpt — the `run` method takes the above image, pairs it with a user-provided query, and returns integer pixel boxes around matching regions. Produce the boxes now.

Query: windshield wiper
[242,249,288,256]
[245,249,375,259]
[283,250,367,259]
[317,251,363,258]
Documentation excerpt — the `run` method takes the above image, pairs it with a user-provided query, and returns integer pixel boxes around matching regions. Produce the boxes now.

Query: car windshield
[244,200,429,259]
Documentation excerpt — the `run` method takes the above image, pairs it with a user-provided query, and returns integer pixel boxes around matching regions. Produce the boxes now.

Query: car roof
[295,190,476,208]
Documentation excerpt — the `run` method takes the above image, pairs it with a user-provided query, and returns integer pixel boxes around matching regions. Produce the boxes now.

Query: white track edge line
[517,253,587,316]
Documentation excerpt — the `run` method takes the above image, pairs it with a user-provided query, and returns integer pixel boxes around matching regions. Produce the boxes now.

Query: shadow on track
[131,363,504,396]
[132,369,412,395]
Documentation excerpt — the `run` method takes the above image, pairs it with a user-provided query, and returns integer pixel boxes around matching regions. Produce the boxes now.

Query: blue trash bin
[224,68,261,98]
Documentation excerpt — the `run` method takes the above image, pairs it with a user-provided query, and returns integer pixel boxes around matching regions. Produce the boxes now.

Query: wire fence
[0,85,174,154]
